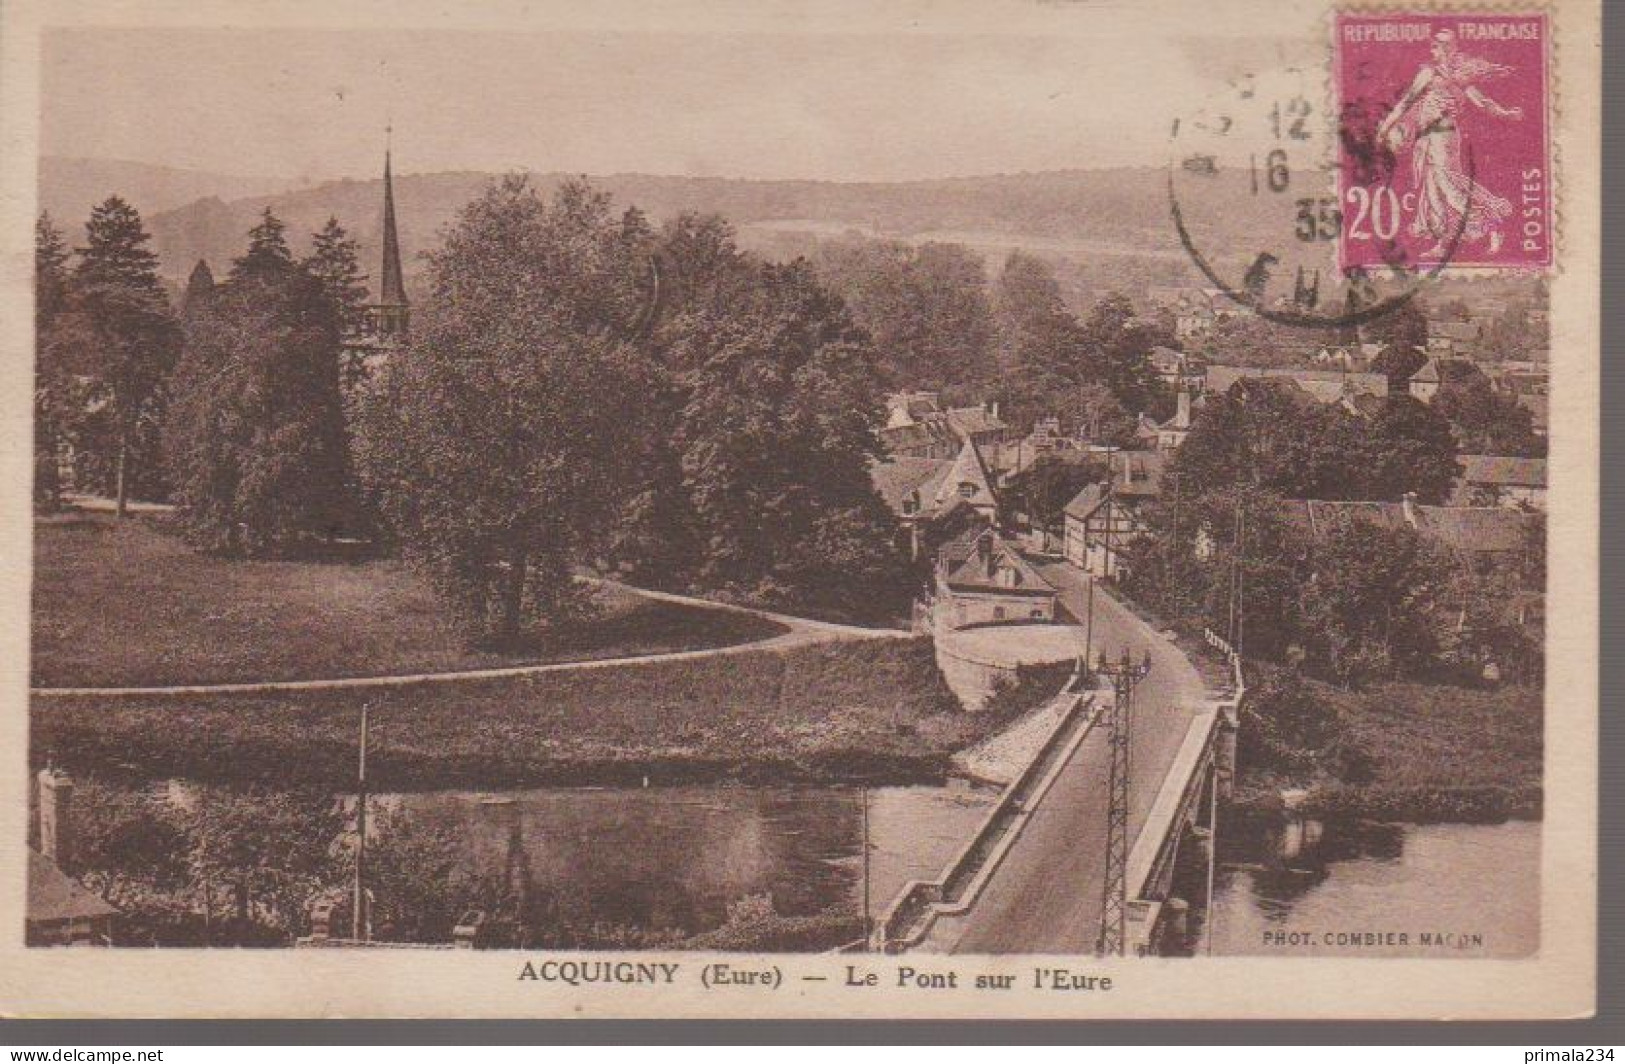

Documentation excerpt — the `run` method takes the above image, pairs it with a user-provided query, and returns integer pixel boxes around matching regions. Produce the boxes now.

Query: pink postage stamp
[1335,11,1551,272]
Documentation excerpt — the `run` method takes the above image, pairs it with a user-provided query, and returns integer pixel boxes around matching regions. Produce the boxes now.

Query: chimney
[1175,388,1192,428]
[37,768,74,872]
[978,530,995,573]
[990,401,1001,423]
[1401,491,1418,526]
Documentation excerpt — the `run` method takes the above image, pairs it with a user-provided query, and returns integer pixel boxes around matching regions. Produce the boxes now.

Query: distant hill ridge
[45,157,1282,300]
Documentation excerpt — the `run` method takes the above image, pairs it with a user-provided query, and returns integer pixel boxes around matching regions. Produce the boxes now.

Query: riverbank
[1236,670,1543,824]
[32,638,1018,789]
[1084,581,1542,826]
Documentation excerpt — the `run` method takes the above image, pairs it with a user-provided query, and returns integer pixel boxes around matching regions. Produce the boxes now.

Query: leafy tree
[1236,666,1365,780]
[1173,378,1357,498]
[182,788,346,938]
[165,213,356,554]
[1001,453,1105,541]
[1298,517,1451,686]
[993,251,1068,371]
[812,236,995,393]
[1074,294,1173,420]
[988,252,1083,426]
[66,197,180,516]
[355,177,657,644]
[1362,395,1461,503]
[1433,376,1544,457]
[672,259,909,621]
[361,807,505,944]
[303,218,371,386]
[1121,482,1309,661]
[1194,312,1321,369]
[1365,299,1428,383]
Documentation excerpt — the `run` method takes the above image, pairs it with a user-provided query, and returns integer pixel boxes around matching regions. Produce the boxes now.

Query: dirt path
[32,578,908,699]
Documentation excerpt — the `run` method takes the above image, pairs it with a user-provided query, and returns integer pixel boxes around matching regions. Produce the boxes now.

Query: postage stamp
[1334,12,1553,271]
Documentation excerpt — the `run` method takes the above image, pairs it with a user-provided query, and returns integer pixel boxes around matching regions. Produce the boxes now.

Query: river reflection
[1208,818,1540,958]
[390,784,994,941]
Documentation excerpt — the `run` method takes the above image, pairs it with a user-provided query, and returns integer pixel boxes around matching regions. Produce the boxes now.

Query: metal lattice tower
[1096,649,1144,957]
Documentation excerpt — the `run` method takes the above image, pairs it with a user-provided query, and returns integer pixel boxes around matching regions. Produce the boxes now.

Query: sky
[39,1,1317,185]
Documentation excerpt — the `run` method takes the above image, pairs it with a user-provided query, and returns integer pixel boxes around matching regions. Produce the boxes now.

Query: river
[386,782,996,941]
[1205,817,1541,959]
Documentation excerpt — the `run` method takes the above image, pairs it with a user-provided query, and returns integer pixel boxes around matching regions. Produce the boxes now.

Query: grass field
[31,512,786,687]
[31,638,984,788]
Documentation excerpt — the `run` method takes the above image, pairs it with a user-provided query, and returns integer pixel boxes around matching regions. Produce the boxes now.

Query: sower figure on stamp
[1376,28,1523,258]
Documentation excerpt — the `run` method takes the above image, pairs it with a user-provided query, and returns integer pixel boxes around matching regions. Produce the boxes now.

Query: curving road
[918,562,1208,953]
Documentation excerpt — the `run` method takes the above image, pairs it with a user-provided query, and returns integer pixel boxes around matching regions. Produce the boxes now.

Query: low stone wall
[929,605,1079,711]
[933,637,1013,710]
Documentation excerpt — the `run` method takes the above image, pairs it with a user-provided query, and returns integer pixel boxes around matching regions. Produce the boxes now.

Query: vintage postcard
[0,0,1598,1020]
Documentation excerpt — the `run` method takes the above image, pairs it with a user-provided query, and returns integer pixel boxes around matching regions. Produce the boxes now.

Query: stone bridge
[875,565,1245,957]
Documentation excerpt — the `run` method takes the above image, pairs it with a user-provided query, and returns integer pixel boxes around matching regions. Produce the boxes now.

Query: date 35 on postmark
[1335,11,1552,272]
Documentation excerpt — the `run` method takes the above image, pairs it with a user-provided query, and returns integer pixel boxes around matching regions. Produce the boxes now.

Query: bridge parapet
[1123,629,1248,955]
[873,677,1102,952]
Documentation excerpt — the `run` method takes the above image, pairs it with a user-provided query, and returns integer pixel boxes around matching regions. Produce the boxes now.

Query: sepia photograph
[1,0,1599,1023]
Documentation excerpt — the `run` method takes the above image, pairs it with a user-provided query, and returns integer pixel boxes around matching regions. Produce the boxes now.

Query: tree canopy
[60,197,180,515]
[1173,380,1459,503]
[165,211,355,554]
[355,177,656,644]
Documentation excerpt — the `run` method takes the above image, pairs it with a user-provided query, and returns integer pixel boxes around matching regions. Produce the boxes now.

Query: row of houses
[870,426,1542,638]
[1060,463,1541,584]
[1146,285,1548,365]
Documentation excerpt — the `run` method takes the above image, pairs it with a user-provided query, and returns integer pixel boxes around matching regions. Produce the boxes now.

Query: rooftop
[1204,365,1389,403]
[28,848,117,925]
[870,457,953,518]
[1459,455,1547,489]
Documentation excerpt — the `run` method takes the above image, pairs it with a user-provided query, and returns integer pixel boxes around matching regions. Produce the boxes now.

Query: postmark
[1167,63,1440,330]
[1335,11,1552,271]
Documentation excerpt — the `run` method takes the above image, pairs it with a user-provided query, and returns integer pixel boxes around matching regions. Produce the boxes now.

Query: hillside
[125,166,1280,305]
[45,158,1545,317]
[38,156,299,230]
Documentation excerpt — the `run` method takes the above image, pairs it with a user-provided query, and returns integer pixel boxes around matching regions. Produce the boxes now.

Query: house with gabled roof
[1060,450,1169,578]
[1426,318,1481,356]
[1203,365,1390,406]
[934,526,1059,629]
[27,769,116,947]
[1409,356,1487,402]
[870,437,1000,560]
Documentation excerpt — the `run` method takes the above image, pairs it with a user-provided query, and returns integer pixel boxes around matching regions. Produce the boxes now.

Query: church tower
[364,134,409,341]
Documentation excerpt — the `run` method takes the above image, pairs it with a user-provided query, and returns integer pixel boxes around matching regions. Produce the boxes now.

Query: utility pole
[1235,497,1247,659]
[1082,573,1096,676]
[1204,767,1220,957]
[353,702,369,942]
[1096,648,1149,956]
[1227,495,1243,648]
[861,785,872,949]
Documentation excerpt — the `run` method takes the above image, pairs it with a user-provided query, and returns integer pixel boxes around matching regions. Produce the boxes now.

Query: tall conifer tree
[70,196,179,516]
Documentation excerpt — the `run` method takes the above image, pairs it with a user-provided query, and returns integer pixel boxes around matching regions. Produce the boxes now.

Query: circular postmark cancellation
[1167,11,1551,332]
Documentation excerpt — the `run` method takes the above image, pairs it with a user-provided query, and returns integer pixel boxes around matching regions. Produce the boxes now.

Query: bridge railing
[1120,628,1248,955]
[872,676,1101,951]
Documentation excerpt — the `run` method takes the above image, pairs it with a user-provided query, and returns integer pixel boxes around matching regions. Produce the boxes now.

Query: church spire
[378,129,406,308]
